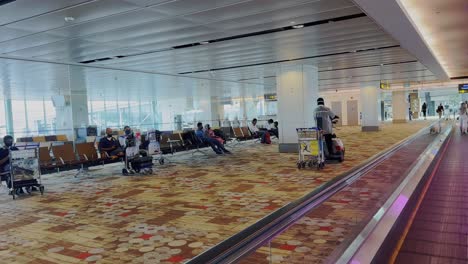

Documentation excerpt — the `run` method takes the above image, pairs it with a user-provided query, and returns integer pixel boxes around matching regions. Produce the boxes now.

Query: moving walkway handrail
[188,122,439,264]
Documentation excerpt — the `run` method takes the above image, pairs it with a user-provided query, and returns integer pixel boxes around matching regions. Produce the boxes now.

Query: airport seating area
[24,125,271,175]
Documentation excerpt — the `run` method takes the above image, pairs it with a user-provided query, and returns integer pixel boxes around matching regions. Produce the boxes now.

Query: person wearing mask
[436,103,444,119]
[459,102,468,134]
[196,122,231,155]
[99,128,124,157]
[266,119,278,138]
[314,98,339,156]
[421,102,427,120]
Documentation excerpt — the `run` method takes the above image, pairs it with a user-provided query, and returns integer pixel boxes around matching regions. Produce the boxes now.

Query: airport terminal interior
[0,0,466,263]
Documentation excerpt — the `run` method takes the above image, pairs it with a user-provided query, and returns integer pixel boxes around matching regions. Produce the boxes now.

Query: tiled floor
[0,122,430,263]
[239,129,437,264]
[395,130,468,264]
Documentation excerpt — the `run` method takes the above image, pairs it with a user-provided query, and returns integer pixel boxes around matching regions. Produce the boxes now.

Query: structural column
[360,82,381,131]
[392,90,408,123]
[276,64,318,153]
[4,99,14,136]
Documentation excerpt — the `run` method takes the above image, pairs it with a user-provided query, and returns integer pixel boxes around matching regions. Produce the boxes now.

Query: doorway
[347,100,359,126]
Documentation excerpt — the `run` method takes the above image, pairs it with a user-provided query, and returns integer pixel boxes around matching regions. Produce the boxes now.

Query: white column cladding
[276,64,318,153]
[392,90,408,123]
[71,93,89,128]
[360,82,380,131]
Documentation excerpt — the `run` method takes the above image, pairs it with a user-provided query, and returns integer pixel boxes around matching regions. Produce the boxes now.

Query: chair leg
[75,165,90,178]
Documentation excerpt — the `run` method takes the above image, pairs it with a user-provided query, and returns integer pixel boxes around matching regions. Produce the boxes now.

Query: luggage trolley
[296,128,325,170]
[147,130,165,165]
[122,134,153,176]
[8,148,44,199]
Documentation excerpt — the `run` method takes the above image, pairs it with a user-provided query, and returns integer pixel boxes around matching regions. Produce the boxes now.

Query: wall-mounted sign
[264,93,277,101]
[380,80,390,89]
[459,83,468,94]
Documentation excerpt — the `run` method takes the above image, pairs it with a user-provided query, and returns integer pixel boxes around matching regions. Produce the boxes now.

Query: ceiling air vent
[0,0,16,7]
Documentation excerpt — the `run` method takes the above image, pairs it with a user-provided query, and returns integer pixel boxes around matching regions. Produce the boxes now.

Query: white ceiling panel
[5,0,141,33]
[122,0,174,7]
[44,8,169,39]
[7,39,97,58]
[81,18,194,43]
[216,6,361,33]
[0,33,65,54]
[150,0,250,17]
[0,0,93,26]
[181,0,319,23]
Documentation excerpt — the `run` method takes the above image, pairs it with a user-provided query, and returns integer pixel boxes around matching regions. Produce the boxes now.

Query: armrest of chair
[81,154,89,161]
[101,151,110,159]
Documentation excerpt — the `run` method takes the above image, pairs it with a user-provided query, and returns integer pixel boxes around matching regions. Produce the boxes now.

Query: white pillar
[276,64,318,153]
[71,93,89,129]
[360,82,380,131]
[392,90,408,123]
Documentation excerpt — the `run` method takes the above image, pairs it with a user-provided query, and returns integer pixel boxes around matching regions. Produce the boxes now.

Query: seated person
[196,122,231,155]
[266,119,278,138]
[248,118,266,142]
[204,124,224,145]
[99,128,124,158]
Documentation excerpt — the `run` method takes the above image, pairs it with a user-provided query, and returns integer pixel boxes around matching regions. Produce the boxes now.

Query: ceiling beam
[352,0,449,81]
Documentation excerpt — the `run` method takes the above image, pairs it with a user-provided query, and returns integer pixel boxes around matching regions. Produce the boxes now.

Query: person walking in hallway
[421,102,427,120]
[459,102,468,134]
[436,103,444,119]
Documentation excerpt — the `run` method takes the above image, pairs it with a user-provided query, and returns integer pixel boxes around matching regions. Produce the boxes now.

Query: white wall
[320,90,361,126]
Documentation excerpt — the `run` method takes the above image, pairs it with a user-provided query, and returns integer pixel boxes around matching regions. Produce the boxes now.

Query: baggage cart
[8,148,44,199]
[296,127,325,170]
[147,130,165,165]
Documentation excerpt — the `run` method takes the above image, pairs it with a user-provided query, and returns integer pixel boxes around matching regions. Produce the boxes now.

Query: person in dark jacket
[421,102,427,120]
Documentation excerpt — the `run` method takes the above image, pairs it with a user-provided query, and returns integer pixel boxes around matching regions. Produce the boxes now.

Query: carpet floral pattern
[0,121,431,263]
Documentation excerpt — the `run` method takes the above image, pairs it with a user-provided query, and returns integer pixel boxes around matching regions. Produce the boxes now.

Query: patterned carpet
[0,121,431,264]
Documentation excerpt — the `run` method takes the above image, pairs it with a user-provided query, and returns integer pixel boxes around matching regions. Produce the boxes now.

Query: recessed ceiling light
[292,24,304,29]
[200,41,210,45]
[64,16,75,22]
[290,21,296,24]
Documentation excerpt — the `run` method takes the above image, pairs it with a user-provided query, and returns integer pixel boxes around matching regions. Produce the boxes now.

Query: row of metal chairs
[36,126,266,175]
[39,142,119,174]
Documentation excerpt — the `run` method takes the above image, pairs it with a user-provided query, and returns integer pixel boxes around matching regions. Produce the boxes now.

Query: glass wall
[0,58,276,142]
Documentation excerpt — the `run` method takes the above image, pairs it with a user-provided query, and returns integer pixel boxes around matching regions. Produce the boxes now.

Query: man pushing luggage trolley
[314,98,345,162]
